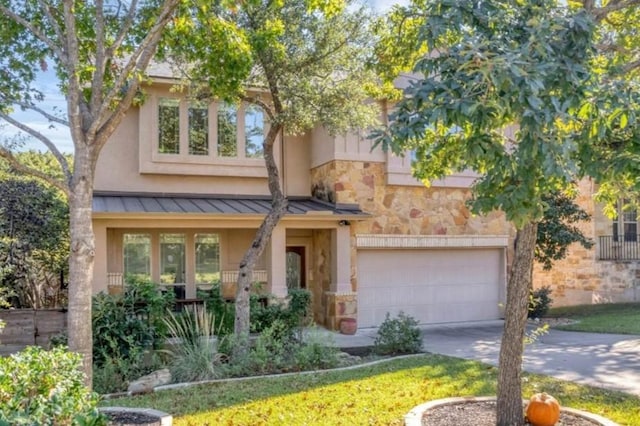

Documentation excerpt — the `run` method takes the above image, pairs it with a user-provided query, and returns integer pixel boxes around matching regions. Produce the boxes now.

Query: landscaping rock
[128,369,172,394]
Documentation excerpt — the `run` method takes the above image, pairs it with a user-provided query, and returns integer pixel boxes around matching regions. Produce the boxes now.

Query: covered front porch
[92,193,367,329]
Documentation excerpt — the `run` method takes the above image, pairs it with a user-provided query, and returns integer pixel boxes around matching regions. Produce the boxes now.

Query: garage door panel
[357,249,503,327]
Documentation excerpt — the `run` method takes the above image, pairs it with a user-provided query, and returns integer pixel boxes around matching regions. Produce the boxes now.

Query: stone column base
[324,291,357,331]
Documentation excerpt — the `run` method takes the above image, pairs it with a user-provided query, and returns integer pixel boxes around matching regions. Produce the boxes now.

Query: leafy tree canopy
[164,0,380,135]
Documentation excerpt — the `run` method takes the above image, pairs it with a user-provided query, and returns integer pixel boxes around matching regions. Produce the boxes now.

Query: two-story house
[91,66,639,331]
[91,66,514,331]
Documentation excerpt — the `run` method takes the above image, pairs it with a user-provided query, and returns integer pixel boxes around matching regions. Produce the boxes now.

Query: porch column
[331,226,352,293]
[267,224,287,298]
[93,222,108,294]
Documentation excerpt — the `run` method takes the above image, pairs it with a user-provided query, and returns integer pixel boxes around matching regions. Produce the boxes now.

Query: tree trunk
[66,152,96,388]
[496,221,538,426]
[234,124,286,345]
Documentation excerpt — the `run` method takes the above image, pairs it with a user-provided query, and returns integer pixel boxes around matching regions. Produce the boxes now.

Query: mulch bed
[422,400,600,426]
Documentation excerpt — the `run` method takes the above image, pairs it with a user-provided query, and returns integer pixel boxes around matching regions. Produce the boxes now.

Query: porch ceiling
[92,192,368,218]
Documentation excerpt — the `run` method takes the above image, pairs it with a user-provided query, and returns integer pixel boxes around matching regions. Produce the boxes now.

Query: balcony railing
[599,235,640,260]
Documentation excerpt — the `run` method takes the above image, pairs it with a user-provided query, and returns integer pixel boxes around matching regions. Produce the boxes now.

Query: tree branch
[240,95,275,121]
[106,0,139,58]
[37,0,65,51]
[93,0,180,145]
[0,5,66,63]
[0,146,70,196]
[91,0,106,114]
[590,0,640,21]
[0,112,72,183]
[0,96,69,127]
[621,57,640,74]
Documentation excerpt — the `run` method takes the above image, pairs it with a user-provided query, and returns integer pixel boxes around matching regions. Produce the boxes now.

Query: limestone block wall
[532,179,640,305]
[311,160,510,238]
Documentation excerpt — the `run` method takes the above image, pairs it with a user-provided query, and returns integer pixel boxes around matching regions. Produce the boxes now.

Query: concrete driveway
[419,321,640,396]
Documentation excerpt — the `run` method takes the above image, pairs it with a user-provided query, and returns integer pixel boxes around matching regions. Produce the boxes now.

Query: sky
[2,0,407,155]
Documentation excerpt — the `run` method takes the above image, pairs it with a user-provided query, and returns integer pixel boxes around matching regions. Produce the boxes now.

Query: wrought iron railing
[599,235,640,260]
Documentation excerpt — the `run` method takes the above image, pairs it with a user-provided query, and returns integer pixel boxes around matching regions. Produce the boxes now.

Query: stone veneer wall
[532,179,640,305]
[311,160,511,329]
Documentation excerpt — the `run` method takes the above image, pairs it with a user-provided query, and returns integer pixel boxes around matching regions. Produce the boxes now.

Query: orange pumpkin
[526,392,561,426]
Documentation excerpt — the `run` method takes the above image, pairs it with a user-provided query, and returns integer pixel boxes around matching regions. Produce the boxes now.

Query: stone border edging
[101,353,426,399]
[98,407,172,426]
[404,396,620,426]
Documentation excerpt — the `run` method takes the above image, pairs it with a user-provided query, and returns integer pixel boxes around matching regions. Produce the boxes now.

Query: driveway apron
[420,321,640,396]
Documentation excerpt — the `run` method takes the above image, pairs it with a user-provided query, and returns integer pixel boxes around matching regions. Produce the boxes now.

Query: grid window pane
[189,103,209,155]
[195,234,220,284]
[158,98,180,154]
[217,103,237,157]
[123,234,151,281]
[245,105,264,158]
[160,234,186,285]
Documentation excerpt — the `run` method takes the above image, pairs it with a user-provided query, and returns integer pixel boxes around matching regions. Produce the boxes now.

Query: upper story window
[217,103,238,157]
[613,200,638,242]
[156,97,264,160]
[245,104,264,158]
[189,102,209,155]
[140,91,277,177]
[158,98,180,154]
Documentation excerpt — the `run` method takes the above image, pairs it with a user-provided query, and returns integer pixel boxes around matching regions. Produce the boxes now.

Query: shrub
[163,306,224,382]
[92,276,173,393]
[0,346,106,425]
[197,281,234,336]
[529,286,553,319]
[374,312,423,355]
[250,288,312,336]
[294,327,340,370]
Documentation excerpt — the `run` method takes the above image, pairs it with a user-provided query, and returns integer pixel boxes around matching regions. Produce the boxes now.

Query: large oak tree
[374,0,640,424]
[0,0,183,386]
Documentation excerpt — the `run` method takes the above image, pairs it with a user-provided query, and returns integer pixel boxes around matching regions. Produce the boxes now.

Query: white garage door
[357,249,503,328]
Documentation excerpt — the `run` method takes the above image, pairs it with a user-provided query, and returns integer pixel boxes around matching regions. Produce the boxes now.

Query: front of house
[92,70,640,331]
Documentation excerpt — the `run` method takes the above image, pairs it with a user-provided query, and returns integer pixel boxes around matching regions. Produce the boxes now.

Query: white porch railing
[105,270,268,297]
[221,270,268,284]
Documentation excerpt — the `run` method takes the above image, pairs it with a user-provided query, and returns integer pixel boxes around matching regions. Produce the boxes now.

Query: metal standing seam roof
[92,193,367,217]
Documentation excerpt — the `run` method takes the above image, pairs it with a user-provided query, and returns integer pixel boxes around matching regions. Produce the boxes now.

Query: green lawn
[547,302,640,334]
[101,355,640,425]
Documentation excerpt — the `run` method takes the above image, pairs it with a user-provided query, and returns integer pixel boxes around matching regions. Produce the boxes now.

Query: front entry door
[286,246,306,291]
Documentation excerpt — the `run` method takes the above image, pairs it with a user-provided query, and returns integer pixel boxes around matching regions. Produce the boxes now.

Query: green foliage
[528,286,554,319]
[163,306,223,383]
[92,276,173,393]
[374,311,423,355]
[167,0,380,134]
[374,0,597,228]
[293,327,340,370]
[197,282,235,336]
[219,319,339,377]
[250,289,312,335]
[536,191,594,270]
[0,170,69,308]
[0,346,106,425]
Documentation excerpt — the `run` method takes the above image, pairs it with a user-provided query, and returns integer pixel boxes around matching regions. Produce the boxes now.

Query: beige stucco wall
[532,179,640,305]
[95,85,311,197]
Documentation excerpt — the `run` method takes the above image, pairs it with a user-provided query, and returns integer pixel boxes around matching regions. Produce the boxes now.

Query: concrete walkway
[328,321,640,397]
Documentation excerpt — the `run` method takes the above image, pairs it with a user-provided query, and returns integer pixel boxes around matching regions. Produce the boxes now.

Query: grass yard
[101,355,640,425]
[547,302,640,335]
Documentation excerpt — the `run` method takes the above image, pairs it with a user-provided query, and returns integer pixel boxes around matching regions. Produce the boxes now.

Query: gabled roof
[92,192,368,218]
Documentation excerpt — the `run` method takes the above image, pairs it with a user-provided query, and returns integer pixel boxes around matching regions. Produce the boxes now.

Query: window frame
[140,91,276,177]
[613,199,638,242]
